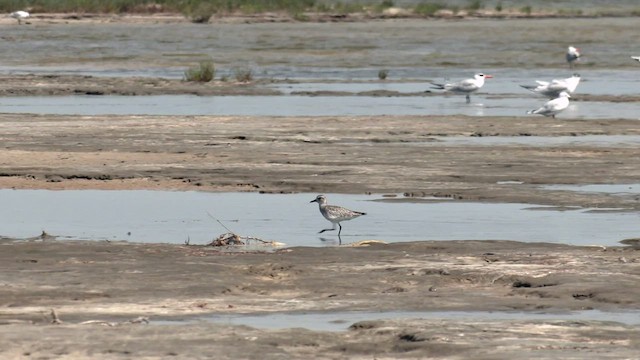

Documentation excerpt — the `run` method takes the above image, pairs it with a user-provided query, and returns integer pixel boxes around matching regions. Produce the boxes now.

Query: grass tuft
[234,66,253,82]
[184,59,215,82]
[465,0,482,11]
[414,2,446,16]
[520,5,532,15]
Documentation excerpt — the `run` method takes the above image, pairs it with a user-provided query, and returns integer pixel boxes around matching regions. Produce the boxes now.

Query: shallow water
[1,18,639,120]
[434,135,640,147]
[271,69,640,97]
[158,309,640,331]
[1,18,639,78]
[1,94,639,119]
[543,184,640,195]
[0,190,638,247]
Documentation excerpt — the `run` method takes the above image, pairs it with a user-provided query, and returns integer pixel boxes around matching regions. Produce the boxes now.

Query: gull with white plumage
[9,10,30,25]
[527,91,571,119]
[521,74,581,99]
[566,46,581,68]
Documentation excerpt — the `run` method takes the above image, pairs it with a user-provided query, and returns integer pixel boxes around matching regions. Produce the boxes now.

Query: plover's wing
[324,205,365,221]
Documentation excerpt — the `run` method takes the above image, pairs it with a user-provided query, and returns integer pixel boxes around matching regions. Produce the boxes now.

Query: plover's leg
[338,223,343,237]
[318,223,336,234]
[466,94,471,104]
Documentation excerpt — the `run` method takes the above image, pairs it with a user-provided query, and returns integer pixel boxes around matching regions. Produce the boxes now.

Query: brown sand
[1,239,639,359]
[1,107,640,358]
[1,15,640,358]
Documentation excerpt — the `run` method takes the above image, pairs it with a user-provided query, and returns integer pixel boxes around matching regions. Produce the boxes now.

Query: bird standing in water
[310,195,366,241]
[520,74,581,99]
[527,91,571,119]
[566,46,581,68]
[430,73,492,104]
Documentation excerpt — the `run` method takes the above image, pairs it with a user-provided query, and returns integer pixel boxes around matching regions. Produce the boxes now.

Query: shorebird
[10,10,30,25]
[566,46,581,68]
[520,74,581,99]
[430,73,492,104]
[632,56,640,63]
[310,195,366,239]
[526,91,570,119]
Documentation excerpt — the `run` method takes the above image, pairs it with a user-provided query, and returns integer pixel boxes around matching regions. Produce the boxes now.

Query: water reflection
[1,94,639,119]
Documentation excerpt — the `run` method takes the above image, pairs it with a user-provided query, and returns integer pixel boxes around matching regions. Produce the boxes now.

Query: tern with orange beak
[430,73,492,104]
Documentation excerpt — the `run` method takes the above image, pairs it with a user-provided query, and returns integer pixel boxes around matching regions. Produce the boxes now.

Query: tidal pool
[433,135,640,147]
[0,190,638,247]
[543,184,640,195]
[157,309,640,332]
[1,94,639,119]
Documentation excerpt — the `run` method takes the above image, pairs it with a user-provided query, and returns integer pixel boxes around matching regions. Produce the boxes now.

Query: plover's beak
[310,199,317,203]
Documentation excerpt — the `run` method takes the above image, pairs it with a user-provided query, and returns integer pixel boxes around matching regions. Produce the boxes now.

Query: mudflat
[1,110,640,358]
[1,239,639,359]
[1,112,640,208]
[1,14,640,360]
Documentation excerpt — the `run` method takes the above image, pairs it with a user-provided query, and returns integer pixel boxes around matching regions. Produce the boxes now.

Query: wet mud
[1,113,640,210]
[1,239,640,359]
[1,14,640,359]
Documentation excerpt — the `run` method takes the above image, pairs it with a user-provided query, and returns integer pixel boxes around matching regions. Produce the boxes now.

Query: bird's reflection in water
[319,237,341,246]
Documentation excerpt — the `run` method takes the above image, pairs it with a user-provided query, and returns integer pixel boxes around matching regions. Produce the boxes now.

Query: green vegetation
[184,59,215,82]
[520,5,532,15]
[327,2,367,15]
[234,66,253,82]
[413,2,446,16]
[0,0,156,13]
[465,0,482,11]
[0,0,314,15]
[372,0,394,13]
[413,0,478,16]
[2,0,639,19]
[557,8,583,16]
[182,2,215,23]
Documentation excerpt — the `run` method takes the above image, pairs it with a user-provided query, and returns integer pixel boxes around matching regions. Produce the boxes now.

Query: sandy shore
[1,239,639,359]
[0,10,627,27]
[1,15,640,358]
[1,108,640,358]
[1,110,640,208]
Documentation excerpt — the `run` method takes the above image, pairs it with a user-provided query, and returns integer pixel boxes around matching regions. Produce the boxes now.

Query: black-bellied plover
[526,91,570,119]
[310,195,365,238]
[430,73,492,104]
[566,46,581,68]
